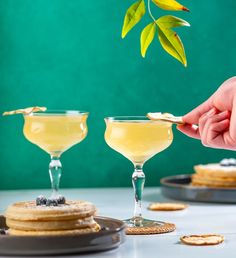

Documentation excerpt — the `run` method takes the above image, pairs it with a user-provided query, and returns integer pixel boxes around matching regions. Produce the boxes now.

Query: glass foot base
[124,217,176,235]
[124,217,165,228]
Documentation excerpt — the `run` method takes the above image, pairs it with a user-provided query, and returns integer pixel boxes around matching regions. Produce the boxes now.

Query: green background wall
[0,0,236,190]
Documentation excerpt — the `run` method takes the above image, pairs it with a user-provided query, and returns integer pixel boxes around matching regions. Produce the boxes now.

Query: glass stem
[132,164,145,226]
[49,156,62,198]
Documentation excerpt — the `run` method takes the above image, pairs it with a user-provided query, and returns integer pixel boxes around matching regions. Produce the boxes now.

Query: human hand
[177,77,236,150]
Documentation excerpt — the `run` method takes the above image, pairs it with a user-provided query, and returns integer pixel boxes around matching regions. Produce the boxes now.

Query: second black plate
[161,174,236,203]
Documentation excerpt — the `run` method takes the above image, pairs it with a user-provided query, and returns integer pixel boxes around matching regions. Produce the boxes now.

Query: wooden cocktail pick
[3,106,47,116]
[147,112,184,124]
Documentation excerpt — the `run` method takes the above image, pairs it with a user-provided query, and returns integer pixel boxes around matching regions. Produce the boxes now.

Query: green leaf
[152,0,189,12]
[156,15,189,66]
[121,0,146,39]
[140,22,156,58]
[157,26,187,66]
[156,15,190,29]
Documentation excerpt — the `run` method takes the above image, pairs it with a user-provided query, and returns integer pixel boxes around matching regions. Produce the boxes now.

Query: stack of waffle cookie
[5,200,100,236]
[192,159,236,188]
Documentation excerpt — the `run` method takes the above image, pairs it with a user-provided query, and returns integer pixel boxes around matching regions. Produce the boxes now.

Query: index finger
[183,98,213,125]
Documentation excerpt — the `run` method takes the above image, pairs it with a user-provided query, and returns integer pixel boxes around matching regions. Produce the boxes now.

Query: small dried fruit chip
[147,112,184,124]
[148,202,187,211]
[3,107,47,116]
[180,234,224,246]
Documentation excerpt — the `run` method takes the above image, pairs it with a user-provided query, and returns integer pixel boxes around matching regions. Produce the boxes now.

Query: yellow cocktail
[24,114,88,157]
[23,110,88,197]
[105,120,173,165]
[105,116,173,229]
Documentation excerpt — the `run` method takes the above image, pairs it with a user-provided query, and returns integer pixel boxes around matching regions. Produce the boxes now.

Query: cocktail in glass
[104,116,173,228]
[23,110,88,197]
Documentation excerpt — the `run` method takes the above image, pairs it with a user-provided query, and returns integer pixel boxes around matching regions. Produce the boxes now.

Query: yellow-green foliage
[121,0,190,66]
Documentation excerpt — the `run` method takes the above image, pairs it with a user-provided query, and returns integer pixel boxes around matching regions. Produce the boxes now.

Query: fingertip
[177,124,184,131]
[177,123,197,130]
[182,112,201,125]
[181,113,191,124]
[176,123,190,132]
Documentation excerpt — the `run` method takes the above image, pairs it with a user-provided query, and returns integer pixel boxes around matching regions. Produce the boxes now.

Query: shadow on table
[143,192,235,206]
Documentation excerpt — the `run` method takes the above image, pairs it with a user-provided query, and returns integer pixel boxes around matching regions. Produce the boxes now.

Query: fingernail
[192,124,198,130]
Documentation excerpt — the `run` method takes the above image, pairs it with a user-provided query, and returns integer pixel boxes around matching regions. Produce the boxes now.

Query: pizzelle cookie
[148,203,187,211]
[191,174,236,188]
[5,200,100,236]
[180,234,224,246]
[6,216,97,231]
[8,224,101,236]
[192,159,236,188]
[5,200,96,221]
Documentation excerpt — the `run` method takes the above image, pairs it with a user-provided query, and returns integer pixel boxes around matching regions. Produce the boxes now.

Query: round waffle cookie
[5,200,100,236]
[194,165,236,178]
[192,160,236,188]
[8,223,101,236]
[191,174,236,188]
[5,200,96,221]
[6,216,97,231]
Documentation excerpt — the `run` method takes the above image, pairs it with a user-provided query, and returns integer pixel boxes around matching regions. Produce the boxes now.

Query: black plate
[0,216,126,256]
[161,174,236,203]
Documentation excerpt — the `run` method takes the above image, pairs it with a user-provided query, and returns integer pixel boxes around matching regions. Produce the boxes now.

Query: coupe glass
[23,110,88,198]
[104,116,173,228]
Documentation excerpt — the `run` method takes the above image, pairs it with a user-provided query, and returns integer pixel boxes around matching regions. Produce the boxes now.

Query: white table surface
[0,187,235,258]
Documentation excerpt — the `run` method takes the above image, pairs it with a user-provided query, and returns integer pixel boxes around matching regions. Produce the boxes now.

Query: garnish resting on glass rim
[2,106,47,116]
[147,112,184,124]
[121,0,190,66]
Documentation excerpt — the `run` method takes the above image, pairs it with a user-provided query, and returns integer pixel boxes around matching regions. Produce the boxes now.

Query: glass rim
[104,116,171,123]
[24,110,89,116]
